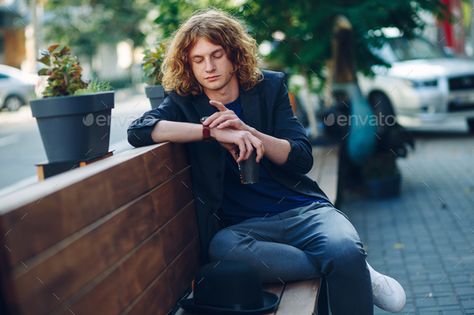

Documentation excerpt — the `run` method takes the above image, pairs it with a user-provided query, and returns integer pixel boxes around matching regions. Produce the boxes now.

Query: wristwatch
[201,116,213,141]
[202,124,213,141]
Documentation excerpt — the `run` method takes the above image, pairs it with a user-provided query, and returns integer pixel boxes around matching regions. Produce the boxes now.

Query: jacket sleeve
[272,77,314,174]
[127,96,184,147]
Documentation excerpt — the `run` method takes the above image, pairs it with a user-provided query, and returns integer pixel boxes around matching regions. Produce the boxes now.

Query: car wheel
[4,95,24,111]
[467,118,474,134]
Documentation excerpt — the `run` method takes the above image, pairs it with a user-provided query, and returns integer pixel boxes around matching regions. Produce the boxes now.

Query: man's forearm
[250,128,291,165]
[151,120,203,143]
[150,120,286,164]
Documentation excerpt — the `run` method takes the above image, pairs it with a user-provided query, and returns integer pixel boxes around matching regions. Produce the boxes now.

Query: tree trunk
[330,16,356,85]
[25,0,41,73]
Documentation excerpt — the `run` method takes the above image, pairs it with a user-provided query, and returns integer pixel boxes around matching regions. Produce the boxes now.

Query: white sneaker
[367,262,406,313]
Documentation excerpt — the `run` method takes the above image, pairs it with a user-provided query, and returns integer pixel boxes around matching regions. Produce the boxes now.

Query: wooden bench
[310,145,340,207]
[0,142,339,315]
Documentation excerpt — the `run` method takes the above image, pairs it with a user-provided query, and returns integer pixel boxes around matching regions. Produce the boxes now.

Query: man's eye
[213,52,223,58]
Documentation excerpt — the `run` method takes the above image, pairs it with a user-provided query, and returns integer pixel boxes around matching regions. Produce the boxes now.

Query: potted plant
[142,41,167,109]
[30,44,114,163]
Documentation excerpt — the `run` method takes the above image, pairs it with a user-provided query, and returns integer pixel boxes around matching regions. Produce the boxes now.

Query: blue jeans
[208,202,373,315]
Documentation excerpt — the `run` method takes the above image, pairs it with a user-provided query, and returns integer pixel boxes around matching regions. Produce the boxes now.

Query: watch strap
[200,116,213,141]
[202,125,212,141]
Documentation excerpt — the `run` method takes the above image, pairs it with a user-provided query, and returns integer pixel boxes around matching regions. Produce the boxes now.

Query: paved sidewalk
[340,130,474,315]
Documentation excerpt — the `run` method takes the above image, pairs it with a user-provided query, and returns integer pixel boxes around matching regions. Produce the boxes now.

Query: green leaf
[47,43,60,53]
[38,55,50,66]
[38,68,50,76]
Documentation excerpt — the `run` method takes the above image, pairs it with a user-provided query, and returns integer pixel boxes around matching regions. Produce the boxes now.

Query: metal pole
[24,0,38,73]
[471,0,474,56]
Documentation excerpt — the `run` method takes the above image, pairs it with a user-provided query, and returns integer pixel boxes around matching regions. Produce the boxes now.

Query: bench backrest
[0,143,199,315]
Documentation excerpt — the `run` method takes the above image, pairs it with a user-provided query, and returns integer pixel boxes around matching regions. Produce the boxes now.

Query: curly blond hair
[161,9,262,96]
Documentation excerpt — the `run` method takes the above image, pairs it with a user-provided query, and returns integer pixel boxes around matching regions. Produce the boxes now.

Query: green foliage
[43,0,151,68]
[74,80,113,95]
[152,0,447,90]
[238,0,448,87]
[154,0,235,38]
[142,41,167,85]
[43,0,448,92]
[38,44,88,98]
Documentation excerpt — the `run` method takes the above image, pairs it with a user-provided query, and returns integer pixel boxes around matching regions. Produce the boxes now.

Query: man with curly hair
[128,9,405,314]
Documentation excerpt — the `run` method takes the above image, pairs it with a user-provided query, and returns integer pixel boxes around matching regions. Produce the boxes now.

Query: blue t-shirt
[221,98,327,224]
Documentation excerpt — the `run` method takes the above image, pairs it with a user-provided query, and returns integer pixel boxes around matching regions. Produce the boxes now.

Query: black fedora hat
[179,260,279,314]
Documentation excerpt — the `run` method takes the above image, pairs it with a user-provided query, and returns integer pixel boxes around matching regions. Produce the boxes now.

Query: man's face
[188,37,236,94]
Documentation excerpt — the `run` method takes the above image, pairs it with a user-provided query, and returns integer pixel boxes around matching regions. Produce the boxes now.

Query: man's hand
[202,100,253,132]
[203,99,262,162]
[211,128,264,163]
[219,142,240,162]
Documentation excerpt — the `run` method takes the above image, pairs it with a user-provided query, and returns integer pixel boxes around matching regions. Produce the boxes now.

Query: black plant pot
[145,85,165,109]
[365,172,402,199]
[30,91,114,163]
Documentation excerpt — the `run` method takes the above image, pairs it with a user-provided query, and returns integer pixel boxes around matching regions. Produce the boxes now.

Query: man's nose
[205,58,215,72]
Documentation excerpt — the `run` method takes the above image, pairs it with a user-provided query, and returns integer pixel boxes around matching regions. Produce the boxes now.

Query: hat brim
[179,291,279,315]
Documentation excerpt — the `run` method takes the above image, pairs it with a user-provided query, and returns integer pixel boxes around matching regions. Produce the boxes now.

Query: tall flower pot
[145,85,165,109]
[365,172,402,199]
[30,91,114,163]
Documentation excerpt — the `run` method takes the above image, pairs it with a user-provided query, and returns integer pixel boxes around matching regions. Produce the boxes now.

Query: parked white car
[358,36,474,133]
[0,64,38,111]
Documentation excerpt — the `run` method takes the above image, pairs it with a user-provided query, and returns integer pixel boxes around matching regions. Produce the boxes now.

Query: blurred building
[1,1,136,82]
[0,0,28,68]
[435,0,474,56]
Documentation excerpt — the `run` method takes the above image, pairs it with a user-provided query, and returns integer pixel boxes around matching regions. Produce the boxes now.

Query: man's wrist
[209,126,219,140]
[202,124,213,141]
[248,126,258,137]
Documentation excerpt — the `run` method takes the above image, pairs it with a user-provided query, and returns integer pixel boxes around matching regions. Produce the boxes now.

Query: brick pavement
[340,131,474,315]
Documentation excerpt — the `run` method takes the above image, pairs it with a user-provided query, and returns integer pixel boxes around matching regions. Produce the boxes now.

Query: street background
[1,1,473,314]
[343,128,474,314]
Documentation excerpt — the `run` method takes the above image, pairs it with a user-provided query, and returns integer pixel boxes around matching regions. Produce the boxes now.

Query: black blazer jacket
[127,70,331,262]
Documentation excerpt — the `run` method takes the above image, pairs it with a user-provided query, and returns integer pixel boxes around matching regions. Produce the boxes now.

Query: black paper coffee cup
[238,150,259,184]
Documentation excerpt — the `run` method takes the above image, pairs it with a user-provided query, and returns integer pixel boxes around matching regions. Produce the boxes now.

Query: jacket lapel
[191,93,218,121]
[240,87,262,131]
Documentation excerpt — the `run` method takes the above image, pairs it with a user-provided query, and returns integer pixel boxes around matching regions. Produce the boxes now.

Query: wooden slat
[0,144,155,214]
[309,145,339,204]
[150,168,195,230]
[8,169,194,315]
[11,194,155,315]
[124,238,200,315]
[125,201,200,315]
[2,173,116,268]
[52,201,197,315]
[52,223,168,315]
[161,198,199,266]
[0,143,188,268]
[52,201,199,315]
[274,279,321,315]
[0,215,19,315]
[143,142,189,189]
